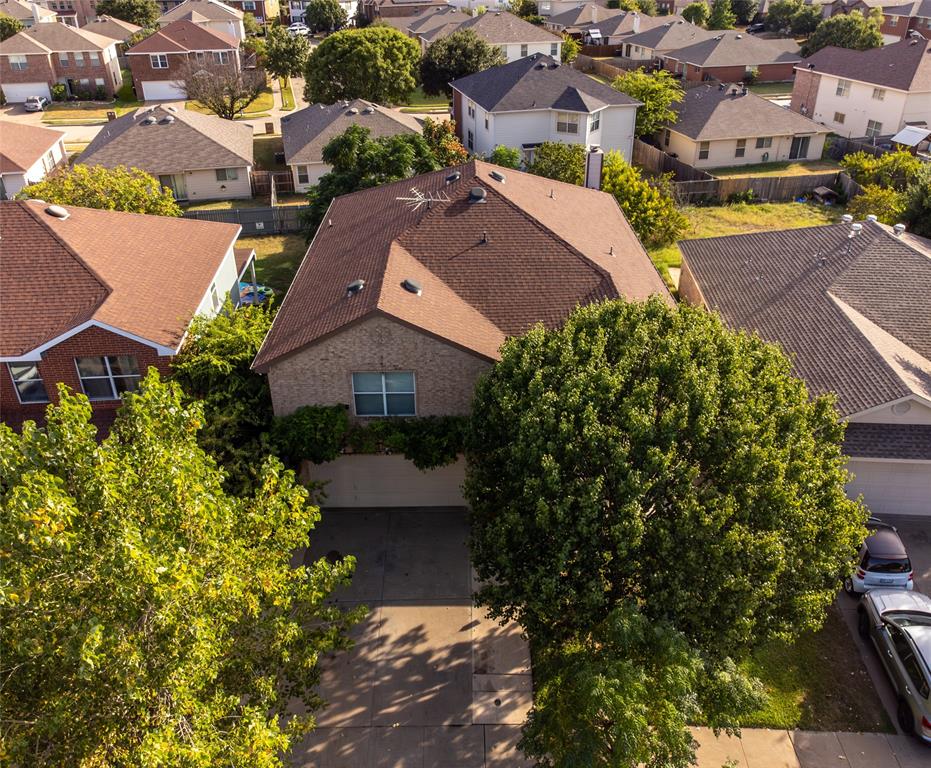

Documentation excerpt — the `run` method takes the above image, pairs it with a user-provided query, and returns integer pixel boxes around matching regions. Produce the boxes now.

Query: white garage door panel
[141,80,186,100]
[4,82,51,102]
[847,460,931,517]
[305,455,466,507]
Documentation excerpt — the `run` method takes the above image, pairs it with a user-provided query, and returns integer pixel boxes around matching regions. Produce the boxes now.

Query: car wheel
[897,698,915,735]
[843,576,856,597]
[857,609,870,639]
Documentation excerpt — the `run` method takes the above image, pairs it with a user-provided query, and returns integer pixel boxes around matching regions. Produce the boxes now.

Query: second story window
[151,54,168,69]
[835,79,851,97]
[75,356,141,401]
[8,363,49,404]
[872,88,885,101]
[89,51,100,66]
[698,141,710,160]
[550,42,558,56]
[889,14,897,25]
[9,55,27,70]
[591,111,600,131]
[75,52,84,67]
[556,111,579,134]
[58,52,70,67]
[520,43,528,57]
[467,101,475,118]
[352,372,416,417]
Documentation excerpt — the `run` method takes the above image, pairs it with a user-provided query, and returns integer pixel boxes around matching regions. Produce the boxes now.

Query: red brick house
[832,0,931,41]
[0,200,252,431]
[359,0,447,24]
[0,22,122,102]
[125,19,240,101]
[663,31,802,83]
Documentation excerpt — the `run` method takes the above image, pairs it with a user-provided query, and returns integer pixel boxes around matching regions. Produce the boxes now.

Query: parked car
[24,95,50,112]
[844,517,914,595]
[288,22,310,36]
[857,589,931,742]
[746,22,766,33]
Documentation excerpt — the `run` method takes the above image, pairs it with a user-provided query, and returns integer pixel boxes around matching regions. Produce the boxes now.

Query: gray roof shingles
[799,38,931,92]
[843,423,931,460]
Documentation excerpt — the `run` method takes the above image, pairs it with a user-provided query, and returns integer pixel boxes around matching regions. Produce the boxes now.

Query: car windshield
[866,556,911,573]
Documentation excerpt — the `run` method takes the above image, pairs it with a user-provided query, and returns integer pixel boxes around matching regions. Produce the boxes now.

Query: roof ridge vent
[45,204,69,220]
[893,223,906,236]
[361,106,375,114]
[468,186,487,203]
[401,278,423,295]
[141,116,157,124]
[489,170,505,183]
[159,115,175,124]
[346,107,359,115]
[346,279,365,297]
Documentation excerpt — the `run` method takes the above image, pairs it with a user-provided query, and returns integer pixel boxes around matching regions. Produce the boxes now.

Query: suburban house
[78,105,253,201]
[790,37,931,139]
[389,6,469,43]
[413,10,563,62]
[80,14,142,45]
[358,0,448,24]
[544,3,618,35]
[282,99,421,191]
[0,22,122,102]
[834,0,931,42]
[157,0,245,40]
[125,19,240,101]
[44,0,96,26]
[537,0,611,17]
[662,83,831,168]
[450,53,640,161]
[222,0,279,24]
[617,19,714,63]
[663,31,802,83]
[252,159,671,506]
[0,0,57,27]
[0,121,66,199]
[577,11,681,46]
[0,199,253,432]
[678,219,931,517]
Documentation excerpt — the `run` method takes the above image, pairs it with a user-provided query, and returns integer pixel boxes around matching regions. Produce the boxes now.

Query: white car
[844,518,914,595]
[288,22,310,35]
[24,95,50,112]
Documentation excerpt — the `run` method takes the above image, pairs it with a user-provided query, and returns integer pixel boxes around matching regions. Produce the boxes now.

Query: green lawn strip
[43,103,138,123]
[253,135,287,171]
[748,82,793,98]
[402,86,449,110]
[279,78,296,111]
[186,83,275,118]
[708,160,841,178]
[184,198,270,211]
[237,233,307,295]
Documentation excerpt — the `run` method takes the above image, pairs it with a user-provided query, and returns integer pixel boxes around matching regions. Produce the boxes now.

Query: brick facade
[0,48,120,98]
[790,67,821,116]
[127,50,238,97]
[0,52,55,88]
[1,326,171,432]
[665,59,797,83]
[266,314,493,418]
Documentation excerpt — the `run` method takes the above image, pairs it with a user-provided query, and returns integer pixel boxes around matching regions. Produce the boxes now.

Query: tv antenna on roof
[396,188,451,211]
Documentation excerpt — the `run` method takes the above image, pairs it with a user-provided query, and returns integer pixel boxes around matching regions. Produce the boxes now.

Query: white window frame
[58,52,70,67]
[888,14,897,25]
[151,54,168,69]
[297,165,310,184]
[210,282,220,311]
[243,0,255,8]
[835,79,851,97]
[698,141,710,160]
[89,51,100,66]
[555,111,579,134]
[755,136,772,149]
[735,138,746,158]
[8,363,50,404]
[95,77,104,87]
[872,88,885,101]
[833,111,845,124]
[215,167,239,181]
[74,355,141,401]
[591,110,600,131]
[351,371,416,417]
[9,55,27,70]
[865,119,883,139]
[467,101,475,118]
[520,43,528,57]
[550,42,558,56]
[215,50,230,65]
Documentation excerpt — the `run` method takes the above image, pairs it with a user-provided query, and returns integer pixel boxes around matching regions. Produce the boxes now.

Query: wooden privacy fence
[826,136,891,161]
[183,205,309,234]
[632,139,714,182]
[574,55,643,80]
[670,172,847,205]
[252,170,294,197]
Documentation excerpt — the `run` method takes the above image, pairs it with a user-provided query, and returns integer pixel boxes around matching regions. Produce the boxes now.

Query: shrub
[847,184,907,224]
[272,404,349,465]
[51,83,67,101]
[94,85,108,101]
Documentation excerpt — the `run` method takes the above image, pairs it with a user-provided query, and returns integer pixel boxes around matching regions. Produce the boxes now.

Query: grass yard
[648,201,845,278]
[43,102,137,125]
[400,86,449,114]
[708,159,841,178]
[237,233,307,294]
[186,82,275,119]
[279,78,295,111]
[747,82,793,98]
[253,135,287,171]
[741,604,894,732]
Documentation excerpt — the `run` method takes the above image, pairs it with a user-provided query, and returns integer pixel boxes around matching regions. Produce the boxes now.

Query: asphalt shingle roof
[666,30,801,67]
[621,18,715,51]
[80,15,143,42]
[425,10,561,43]
[451,53,638,112]
[799,38,931,92]
[546,3,619,28]
[127,19,239,53]
[577,11,683,37]
[0,23,116,54]
[158,0,242,23]
[0,121,64,174]
[843,423,931,460]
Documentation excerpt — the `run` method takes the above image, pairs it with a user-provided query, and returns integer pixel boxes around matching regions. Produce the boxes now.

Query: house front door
[158,174,187,200]
[789,135,810,160]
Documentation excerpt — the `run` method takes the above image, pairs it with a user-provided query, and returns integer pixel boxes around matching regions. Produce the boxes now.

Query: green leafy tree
[599,151,687,247]
[707,0,736,29]
[791,4,822,35]
[528,141,586,185]
[265,24,310,80]
[764,0,802,32]
[95,0,160,27]
[466,298,865,652]
[20,165,182,216]
[612,67,684,137]
[730,0,757,24]
[489,145,522,168]
[509,0,539,18]
[422,117,469,165]
[0,373,361,766]
[561,33,580,63]
[802,9,882,56]
[171,302,278,495]
[0,11,24,40]
[638,0,658,14]
[846,184,907,224]
[841,149,921,190]
[420,29,505,97]
[303,26,420,104]
[243,11,262,35]
[681,0,710,25]
[304,0,348,31]
[904,164,931,236]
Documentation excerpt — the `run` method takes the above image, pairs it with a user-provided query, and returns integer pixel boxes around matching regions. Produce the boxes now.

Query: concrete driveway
[290,508,533,767]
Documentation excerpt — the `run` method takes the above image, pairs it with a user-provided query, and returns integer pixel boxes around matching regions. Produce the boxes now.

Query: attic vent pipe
[446,171,461,184]
[841,214,853,224]
[45,204,69,220]
[346,107,359,115]
[401,278,422,295]
[866,214,878,222]
[893,223,906,236]
[362,106,374,114]
[141,116,157,125]
[489,170,505,183]
[346,279,365,297]
[159,115,175,124]
[469,186,487,203]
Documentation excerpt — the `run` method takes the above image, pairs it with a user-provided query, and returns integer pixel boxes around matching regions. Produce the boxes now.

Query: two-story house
[577,11,680,46]
[358,0,447,24]
[252,159,671,506]
[544,3,619,36]
[1,199,253,432]
[790,37,931,139]
[80,14,142,46]
[450,53,639,162]
[617,18,714,64]
[0,121,66,199]
[414,10,563,62]
[157,0,245,40]
[125,19,240,100]
[0,0,58,27]
[0,22,122,101]
[833,0,931,41]
[222,0,279,24]
[663,31,802,83]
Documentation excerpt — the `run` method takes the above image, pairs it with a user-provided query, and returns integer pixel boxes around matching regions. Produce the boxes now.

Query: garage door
[847,459,931,517]
[141,80,186,100]
[3,82,51,103]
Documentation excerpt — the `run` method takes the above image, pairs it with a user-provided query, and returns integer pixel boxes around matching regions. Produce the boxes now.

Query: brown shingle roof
[620,18,715,51]
[253,160,671,370]
[80,15,143,42]
[546,4,619,29]
[79,105,252,174]
[0,121,64,174]
[158,0,243,23]
[679,222,931,416]
[798,38,931,92]
[1,201,240,356]
[577,11,683,38]
[127,19,238,54]
[0,0,56,22]
[0,23,116,54]
[666,30,800,68]
[424,10,562,44]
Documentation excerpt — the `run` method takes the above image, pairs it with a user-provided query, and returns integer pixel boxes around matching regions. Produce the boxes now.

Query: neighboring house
[0,121,66,199]
[80,14,142,45]
[358,0,448,24]
[537,0,610,17]
[450,53,640,161]
[125,20,240,101]
[252,159,671,506]
[0,0,57,27]
[0,22,122,102]
[78,104,253,201]
[157,0,245,40]
[390,6,469,42]
[0,199,253,432]
[411,10,563,62]
[790,38,931,139]
[663,31,801,83]
[223,0,279,24]
[282,99,420,191]
[836,0,931,42]
[678,220,931,517]
[544,3,619,36]
[662,83,831,168]
[289,0,353,21]
[577,11,680,46]
[44,0,96,26]
[617,18,714,63]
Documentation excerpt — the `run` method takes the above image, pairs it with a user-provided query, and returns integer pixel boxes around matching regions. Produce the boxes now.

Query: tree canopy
[420,29,505,97]
[264,24,311,80]
[0,373,361,766]
[20,165,182,216]
[95,0,160,27]
[422,117,469,166]
[731,0,758,24]
[303,0,348,31]
[801,9,883,56]
[176,58,267,119]
[489,145,522,169]
[0,11,24,40]
[904,163,931,237]
[561,33,580,63]
[681,1,709,25]
[612,68,684,138]
[707,0,736,29]
[303,26,420,104]
[528,141,586,185]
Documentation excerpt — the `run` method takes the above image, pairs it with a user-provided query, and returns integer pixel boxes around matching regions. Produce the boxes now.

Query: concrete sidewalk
[692,727,929,768]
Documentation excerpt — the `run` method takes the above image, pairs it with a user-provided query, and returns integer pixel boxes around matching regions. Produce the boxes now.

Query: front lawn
[279,78,295,111]
[186,82,274,119]
[43,102,137,125]
[709,159,841,178]
[237,233,307,294]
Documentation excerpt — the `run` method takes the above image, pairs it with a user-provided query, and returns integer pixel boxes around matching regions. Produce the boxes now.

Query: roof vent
[446,171,461,184]
[866,214,878,222]
[401,278,422,295]
[841,214,853,224]
[535,61,546,69]
[469,186,487,203]
[807,62,815,69]
[159,115,175,124]
[361,106,375,114]
[346,107,359,115]
[548,62,558,69]
[736,33,742,38]
[166,105,177,112]
[489,170,505,183]
[45,204,69,220]
[141,116,157,125]
[346,279,365,297]
[893,223,906,236]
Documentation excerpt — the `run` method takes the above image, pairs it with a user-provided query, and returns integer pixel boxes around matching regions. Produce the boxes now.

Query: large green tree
[904,163,931,236]
[730,0,758,24]
[420,29,505,97]
[422,117,469,166]
[764,0,802,32]
[561,33,580,63]
[0,374,361,766]
[303,0,348,31]
[527,141,586,185]
[0,11,24,41]
[264,24,311,81]
[681,0,709,25]
[95,0,160,28]
[707,0,736,29]
[802,9,882,56]
[612,68,684,138]
[466,298,866,653]
[20,165,182,216]
[303,26,420,104]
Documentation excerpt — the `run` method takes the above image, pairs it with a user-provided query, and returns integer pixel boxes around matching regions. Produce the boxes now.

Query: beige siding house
[0,121,66,199]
